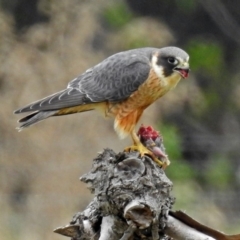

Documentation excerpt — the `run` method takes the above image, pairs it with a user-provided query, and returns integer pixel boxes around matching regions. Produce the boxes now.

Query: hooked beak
[174,63,190,79]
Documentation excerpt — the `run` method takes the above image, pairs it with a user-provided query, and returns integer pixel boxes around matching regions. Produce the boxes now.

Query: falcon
[14,47,189,166]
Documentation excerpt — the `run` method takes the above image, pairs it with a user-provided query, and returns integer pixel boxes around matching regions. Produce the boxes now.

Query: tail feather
[19,111,41,123]
[16,102,104,130]
[17,110,57,131]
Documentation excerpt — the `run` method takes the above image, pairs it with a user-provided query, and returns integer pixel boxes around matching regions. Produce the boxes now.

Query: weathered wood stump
[54,126,240,240]
[54,149,174,240]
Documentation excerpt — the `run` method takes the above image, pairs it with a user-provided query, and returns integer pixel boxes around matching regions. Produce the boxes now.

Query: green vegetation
[186,40,224,78]
[103,3,133,29]
[159,124,196,181]
[175,0,197,13]
[204,154,233,190]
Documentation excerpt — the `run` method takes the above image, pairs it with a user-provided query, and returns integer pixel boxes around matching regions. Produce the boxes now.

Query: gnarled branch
[54,126,240,240]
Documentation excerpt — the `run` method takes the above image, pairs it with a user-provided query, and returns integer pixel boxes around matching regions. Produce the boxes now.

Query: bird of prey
[14,47,189,166]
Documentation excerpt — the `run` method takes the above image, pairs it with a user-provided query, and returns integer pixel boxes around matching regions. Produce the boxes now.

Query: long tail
[17,111,58,131]
[16,103,99,131]
[14,86,102,130]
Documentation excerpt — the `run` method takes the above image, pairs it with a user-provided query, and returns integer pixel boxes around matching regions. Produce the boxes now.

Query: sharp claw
[124,144,165,168]
[145,152,165,167]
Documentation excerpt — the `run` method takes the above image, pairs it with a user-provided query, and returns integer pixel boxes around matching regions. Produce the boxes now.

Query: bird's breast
[107,69,181,118]
[128,68,181,107]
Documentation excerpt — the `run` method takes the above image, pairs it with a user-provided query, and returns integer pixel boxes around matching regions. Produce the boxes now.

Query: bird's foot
[124,144,167,168]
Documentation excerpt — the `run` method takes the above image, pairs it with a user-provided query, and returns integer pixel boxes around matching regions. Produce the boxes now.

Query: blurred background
[1,0,240,239]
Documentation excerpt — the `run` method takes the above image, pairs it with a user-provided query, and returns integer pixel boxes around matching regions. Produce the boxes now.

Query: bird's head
[153,46,190,80]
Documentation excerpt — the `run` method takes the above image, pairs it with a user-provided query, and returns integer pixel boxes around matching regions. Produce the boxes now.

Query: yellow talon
[124,143,165,167]
[124,129,166,168]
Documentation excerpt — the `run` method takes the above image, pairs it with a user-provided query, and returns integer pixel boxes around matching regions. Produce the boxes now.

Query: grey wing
[14,49,151,114]
[69,50,151,103]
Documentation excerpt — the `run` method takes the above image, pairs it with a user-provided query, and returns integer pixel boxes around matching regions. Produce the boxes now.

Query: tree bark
[54,148,240,240]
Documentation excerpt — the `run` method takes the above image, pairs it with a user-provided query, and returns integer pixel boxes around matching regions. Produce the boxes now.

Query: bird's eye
[167,57,178,65]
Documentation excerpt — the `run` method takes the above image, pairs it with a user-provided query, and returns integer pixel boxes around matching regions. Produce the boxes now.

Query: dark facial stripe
[156,55,174,78]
